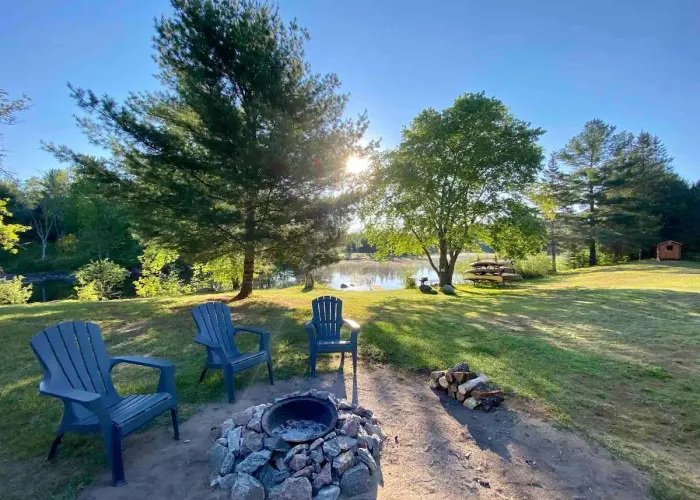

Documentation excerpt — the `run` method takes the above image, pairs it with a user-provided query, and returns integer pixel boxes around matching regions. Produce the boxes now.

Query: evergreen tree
[51,0,368,299]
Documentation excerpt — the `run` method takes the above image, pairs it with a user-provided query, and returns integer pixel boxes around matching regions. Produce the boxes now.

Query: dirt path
[79,361,647,500]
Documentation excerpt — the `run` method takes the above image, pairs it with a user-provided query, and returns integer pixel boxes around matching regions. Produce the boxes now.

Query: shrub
[0,276,33,304]
[75,281,100,301]
[74,259,129,300]
[134,244,189,297]
[400,268,417,289]
[56,234,79,255]
[515,253,552,278]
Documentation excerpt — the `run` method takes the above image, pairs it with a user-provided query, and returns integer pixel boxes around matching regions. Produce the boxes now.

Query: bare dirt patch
[79,361,647,499]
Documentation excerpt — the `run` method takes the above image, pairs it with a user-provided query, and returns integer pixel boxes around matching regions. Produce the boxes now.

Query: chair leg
[353,351,358,374]
[309,351,317,377]
[198,367,208,384]
[170,408,180,440]
[47,433,63,460]
[341,352,345,364]
[223,367,236,403]
[106,426,126,486]
[267,360,275,385]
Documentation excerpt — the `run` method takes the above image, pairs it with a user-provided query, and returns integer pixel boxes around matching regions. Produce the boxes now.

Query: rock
[441,284,456,295]
[220,451,236,475]
[337,399,354,411]
[340,463,370,496]
[232,407,255,427]
[340,419,359,438]
[332,450,355,475]
[228,426,242,456]
[314,485,341,500]
[268,477,313,500]
[369,435,382,459]
[340,283,348,289]
[218,472,237,491]
[220,418,234,438]
[336,436,357,452]
[265,436,291,453]
[235,449,272,475]
[419,284,436,294]
[356,448,378,474]
[291,465,314,479]
[463,397,480,409]
[247,409,264,433]
[240,429,264,456]
[309,447,325,465]
[284,444,309,463]
[309,438,324,451]
[309,389,330,400]
[289,453,308,472]
[231,473,265,500]
[209,470,221,489]
[273,453,289,471]
[207,443,228,471]
[353,406,373,419]
[257,464,291,490]
[312,462,332,490]
[313,462,321,474]
[216,438,228,447]
[363,423,385,440]
[357,436,371,450]
[323,432,337,441]
[322,438,341,458]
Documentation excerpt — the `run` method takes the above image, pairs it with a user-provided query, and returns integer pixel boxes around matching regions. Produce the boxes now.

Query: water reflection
[261,258,463,291]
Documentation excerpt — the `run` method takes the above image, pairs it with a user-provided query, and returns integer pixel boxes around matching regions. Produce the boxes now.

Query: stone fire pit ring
[261,396,339,444]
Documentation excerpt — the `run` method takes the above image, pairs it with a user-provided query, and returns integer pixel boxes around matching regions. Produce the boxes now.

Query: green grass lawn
[1,260,699,499]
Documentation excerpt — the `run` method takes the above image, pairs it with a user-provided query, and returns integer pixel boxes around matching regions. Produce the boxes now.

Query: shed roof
[657,240,683,246]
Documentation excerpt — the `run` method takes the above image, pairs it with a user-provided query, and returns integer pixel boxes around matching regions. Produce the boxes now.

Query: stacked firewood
[428,362,504,412]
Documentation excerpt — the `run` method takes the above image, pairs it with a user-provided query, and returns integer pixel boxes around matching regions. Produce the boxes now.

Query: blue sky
[1,0,698,180]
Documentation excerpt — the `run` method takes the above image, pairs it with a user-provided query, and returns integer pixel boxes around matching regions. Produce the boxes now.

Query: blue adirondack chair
[29,321,178,486]
[305,296,360,376]
[192,301,274,403]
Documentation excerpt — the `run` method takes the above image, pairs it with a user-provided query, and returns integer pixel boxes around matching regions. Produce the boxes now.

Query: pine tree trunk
[234,243,255,300]
[588,241,597,266]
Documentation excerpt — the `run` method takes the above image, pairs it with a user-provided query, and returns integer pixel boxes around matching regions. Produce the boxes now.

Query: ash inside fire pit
[262,396,338,443]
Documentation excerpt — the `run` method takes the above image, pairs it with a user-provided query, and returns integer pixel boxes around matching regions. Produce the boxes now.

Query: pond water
[28,278,137,303]
[25,257,472,302]
[260,258,467,291]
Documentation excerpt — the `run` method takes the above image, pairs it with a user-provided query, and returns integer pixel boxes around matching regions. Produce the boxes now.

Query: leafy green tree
[68,176,138,262]
[529,154,565,272]
[20,170,70,260]
[0,199,29,253]
[0,90,31,178]
[74,259,128,300]
[362,92,544,286]
[52,0,367,299]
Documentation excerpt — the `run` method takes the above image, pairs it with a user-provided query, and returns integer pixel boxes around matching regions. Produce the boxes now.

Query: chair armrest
[234,326,268,336]
[343,319,360,332]
[235,326,270,352]
[39,381,102,405]
[110,355,173,369]
[110,355,177,403]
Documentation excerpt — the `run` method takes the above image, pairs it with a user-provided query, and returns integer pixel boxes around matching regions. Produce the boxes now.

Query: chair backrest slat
[30,321,117,400]
[311,296,343,341]
[192,302,240,358]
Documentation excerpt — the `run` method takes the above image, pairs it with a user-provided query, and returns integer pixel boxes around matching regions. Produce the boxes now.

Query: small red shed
[656,240,682,261]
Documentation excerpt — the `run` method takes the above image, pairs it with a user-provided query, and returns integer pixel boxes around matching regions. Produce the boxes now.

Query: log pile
[429,362,504,412]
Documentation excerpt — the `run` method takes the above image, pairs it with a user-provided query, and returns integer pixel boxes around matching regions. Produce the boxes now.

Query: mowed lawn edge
[0,260,699,499]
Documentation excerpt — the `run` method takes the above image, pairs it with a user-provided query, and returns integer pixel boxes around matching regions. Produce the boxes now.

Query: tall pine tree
[51,0,368,299]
